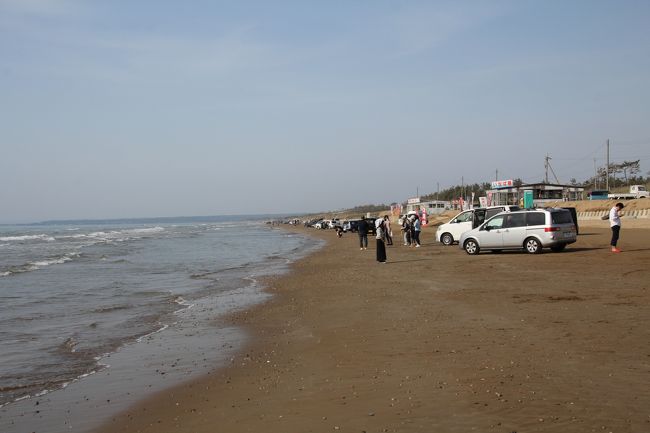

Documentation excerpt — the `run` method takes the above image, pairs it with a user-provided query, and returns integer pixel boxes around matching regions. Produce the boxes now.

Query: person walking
[383,215,393,246]
[375,218,387,263]
[609,202,624,253]
[357,217,369,250]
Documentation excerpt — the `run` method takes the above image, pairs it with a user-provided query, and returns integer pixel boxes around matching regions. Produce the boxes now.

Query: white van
[436,205,520,245]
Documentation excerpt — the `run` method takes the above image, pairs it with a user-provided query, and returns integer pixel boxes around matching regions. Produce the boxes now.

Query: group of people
[356,216,391,263]
[356,214,423,263]
[353,203,627,262]
[400,214,422,248]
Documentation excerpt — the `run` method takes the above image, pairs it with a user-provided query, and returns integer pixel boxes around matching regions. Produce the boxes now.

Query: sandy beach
[95,221,650,433]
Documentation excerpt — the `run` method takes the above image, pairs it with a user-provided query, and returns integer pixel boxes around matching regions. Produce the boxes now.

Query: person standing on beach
[411,215,422,247]
[383,215,393,246]
[402,216,411,246]
[375,218,387,262]
[609,202,624,253]
[357,217,369,250]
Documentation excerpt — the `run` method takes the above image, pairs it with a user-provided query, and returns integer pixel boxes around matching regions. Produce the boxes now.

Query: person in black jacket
[357,217,369,250]
[375,218,387,263]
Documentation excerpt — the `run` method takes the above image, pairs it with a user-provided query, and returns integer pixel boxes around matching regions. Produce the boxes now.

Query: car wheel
[441,233,454,246]
[550,243,567,252]
[524,237,542,254]
[464,239,480,255]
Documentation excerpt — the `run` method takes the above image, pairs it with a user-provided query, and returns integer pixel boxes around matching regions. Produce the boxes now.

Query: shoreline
[93,223,650,433]
[0,225,321,433]
[0,282,256,433]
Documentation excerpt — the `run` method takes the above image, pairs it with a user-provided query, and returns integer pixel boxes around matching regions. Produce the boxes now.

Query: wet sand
[95,223,650,433]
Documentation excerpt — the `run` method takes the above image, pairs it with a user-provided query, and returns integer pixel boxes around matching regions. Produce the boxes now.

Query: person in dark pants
[412,215,421,247]
[383,215,393,245]
[357,217,369,250]
[408,215,421,247]
[401,216,411,246]
[375,218,387,263]
[609,202,624,253]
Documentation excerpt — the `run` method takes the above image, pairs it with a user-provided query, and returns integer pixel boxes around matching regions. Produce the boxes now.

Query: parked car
[344,218,377,235]
[436,205,520,246]
[561,207,579,235]
[313,219,326,229]
[328,218,342,229]
[343,219,359,232]
[459,208,577,255]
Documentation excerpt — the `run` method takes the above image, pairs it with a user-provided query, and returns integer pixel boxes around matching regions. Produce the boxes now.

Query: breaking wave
[0,234,56,242]
[1,252,80,277]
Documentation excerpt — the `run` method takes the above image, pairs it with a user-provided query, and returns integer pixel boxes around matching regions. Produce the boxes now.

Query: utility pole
[495,169,498,181]
[436,182,439,202]
[606,139,610,191]
[593,158,598,189]
[544,154,550,183]
[544,154,560,184]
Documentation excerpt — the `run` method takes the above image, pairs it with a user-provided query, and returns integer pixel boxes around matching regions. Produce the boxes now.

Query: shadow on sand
[383,258,433,264]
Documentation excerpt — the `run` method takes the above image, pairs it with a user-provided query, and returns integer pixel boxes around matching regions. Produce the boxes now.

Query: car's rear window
[551,211,573,224]
[526,212,546,226]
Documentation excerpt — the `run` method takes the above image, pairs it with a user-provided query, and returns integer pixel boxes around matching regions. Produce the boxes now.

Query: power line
[609,154,650,159]
[552,142,606,162]
[547,139,648,162]
[610,139,650,146]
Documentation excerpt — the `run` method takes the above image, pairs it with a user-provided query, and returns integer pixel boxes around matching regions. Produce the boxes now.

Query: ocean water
[0,217,316,412]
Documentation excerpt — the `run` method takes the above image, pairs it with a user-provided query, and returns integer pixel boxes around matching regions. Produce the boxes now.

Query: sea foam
[0,234,56,242]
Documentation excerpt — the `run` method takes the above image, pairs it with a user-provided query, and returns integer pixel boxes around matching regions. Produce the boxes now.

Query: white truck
[608,185,650,200]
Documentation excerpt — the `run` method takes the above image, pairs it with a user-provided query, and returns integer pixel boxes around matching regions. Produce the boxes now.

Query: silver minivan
[459,208,577,255]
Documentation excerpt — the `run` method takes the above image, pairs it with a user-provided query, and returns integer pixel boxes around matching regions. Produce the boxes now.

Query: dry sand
[95,222,650,433]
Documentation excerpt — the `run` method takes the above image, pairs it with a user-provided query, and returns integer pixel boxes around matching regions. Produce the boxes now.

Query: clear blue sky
[1,0,649,222]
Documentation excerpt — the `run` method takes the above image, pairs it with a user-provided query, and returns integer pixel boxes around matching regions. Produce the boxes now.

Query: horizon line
[0,212,309,226]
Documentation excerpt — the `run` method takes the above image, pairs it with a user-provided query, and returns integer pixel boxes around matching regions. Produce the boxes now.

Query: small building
[404,197,451,215]
[520,183,585,204]
[487,181,585,207]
